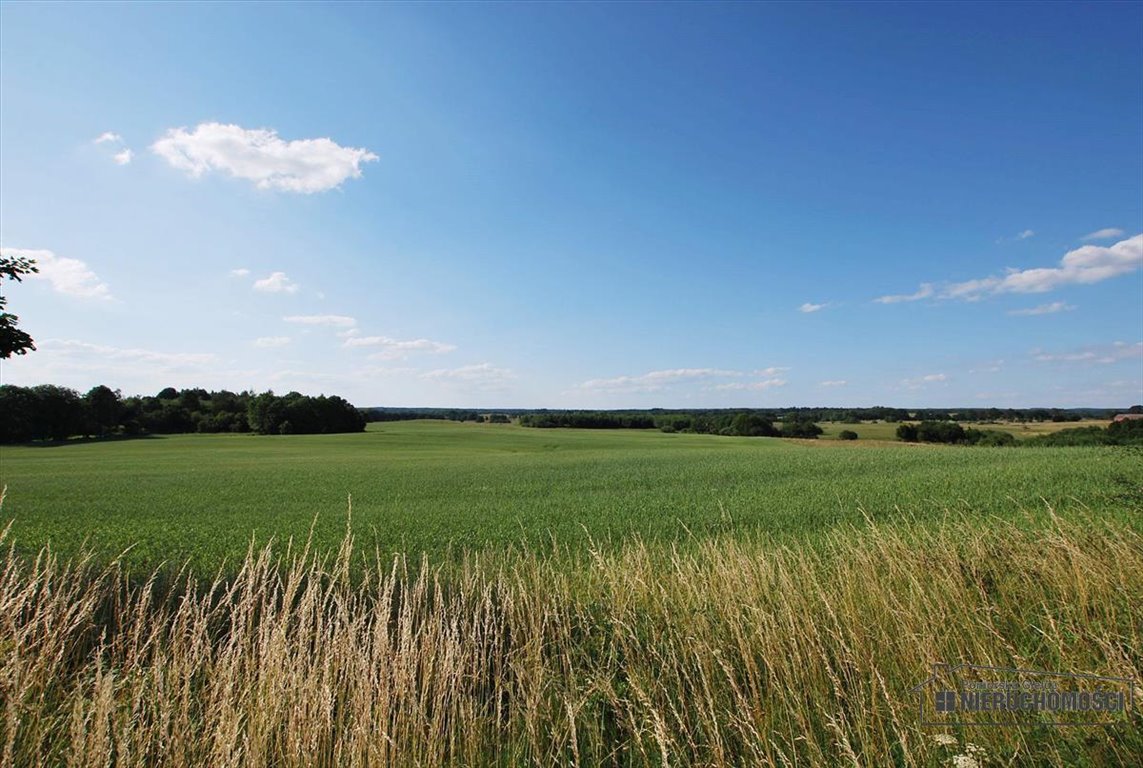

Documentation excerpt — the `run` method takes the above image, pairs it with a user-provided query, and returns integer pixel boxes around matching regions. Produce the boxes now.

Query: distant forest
[0,385,365,443]
[0,384,1135,444]
[367,405,1120,432]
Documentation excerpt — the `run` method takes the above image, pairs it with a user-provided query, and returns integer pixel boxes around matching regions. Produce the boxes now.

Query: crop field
[815,418,1112,441]
[0,420,1139,572]
[3,420,1142,766]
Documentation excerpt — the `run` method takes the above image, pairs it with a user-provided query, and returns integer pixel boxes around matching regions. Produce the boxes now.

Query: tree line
[0,385,365,443]
[895,418,1143,446]
[519,410,824,438]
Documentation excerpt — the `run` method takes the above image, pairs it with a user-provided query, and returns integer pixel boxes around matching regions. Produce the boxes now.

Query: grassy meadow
[0,420,1139,571]
[2,421,1142,766]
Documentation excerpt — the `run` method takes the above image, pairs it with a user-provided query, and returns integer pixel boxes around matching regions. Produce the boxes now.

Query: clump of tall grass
[2,506,1140,767]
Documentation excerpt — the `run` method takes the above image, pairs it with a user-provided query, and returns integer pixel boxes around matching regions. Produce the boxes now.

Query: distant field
[1,420,1139,571]
[817,418,1111,440]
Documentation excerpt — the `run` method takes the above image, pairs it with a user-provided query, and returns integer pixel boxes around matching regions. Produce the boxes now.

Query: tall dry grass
[2,507,1140,767]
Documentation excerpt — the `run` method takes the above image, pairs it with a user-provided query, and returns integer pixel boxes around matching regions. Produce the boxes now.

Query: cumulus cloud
[819,380,848,387]
[1017,229,1035,240]
[151,122,378,193]
[253,272,299,294]
[0,246,112,299]
[254,336,291,348]
[1033,341,1142,365]
[283,314,356,328]
[343,334,457,359]
[799,302,826,313]
[874,283,934,304]
[93,132,122,144]
[1007,301,1074,316]
[112,149,133,165]
[879,235,1142,305]
[1082,227,1124,241]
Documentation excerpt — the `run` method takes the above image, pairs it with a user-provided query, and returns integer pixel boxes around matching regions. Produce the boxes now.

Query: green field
[5,420,1142,766]
[816,418,1112,440]
[1,420,1139,571]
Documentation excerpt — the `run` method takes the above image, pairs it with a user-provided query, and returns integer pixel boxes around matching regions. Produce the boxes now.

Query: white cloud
[93,132,132,165]
[968,360,1005,374]
[579,368,756,394]
[902,373,948,389]
[151,122,378,193]
[283,314,356,328]
[877,235,1142,304]
[40,339,215,366]
[422,363,515,385]
[799,302,826,313]
[1033,341,1142,365]
[1017,229,1035,240]
[947,234,1142,298]
[710,378,787,391]
[1007,301,1074,316]
[1082,227,1124,241]
[0,246,112,299]
[819,380,848,387]
[254,336,291,348]
[253,271,299,294]
[344,334,457,359]
[230,268,251,277]
[754,366,790,376]
[874,283,934,304]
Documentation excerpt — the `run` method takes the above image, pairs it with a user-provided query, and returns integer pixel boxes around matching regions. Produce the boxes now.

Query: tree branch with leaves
[1,253,39,359]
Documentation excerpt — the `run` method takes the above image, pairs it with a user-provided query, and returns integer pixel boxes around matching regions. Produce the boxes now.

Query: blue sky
[1,2,1140,408]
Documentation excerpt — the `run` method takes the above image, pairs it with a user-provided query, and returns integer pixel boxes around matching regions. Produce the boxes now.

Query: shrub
[838,430,858,441]
[895,423,918,442]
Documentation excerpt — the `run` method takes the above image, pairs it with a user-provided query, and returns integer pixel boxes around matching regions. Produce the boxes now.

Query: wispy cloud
[93,132,132,165]
[1007,301,1074,316]
[819,380,847,387]
[0,246,112,299]
[968,359,1005,374]
[253,336,291,348]
[1082,227,1124,241]
[799,302,827,313]
[422,363,515,387]
[344,335,457,359]
[41,339,215,366]
[579,368,744,394]
[1017,229,1035,240]
[710,378,786,391]
[151,122,378,193]
[253,272,299,294]
[283,314,356,328]
[874,283,934,304]
[1033,341,1142,365]
[902,373,948,389]
[230,268,251,277]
